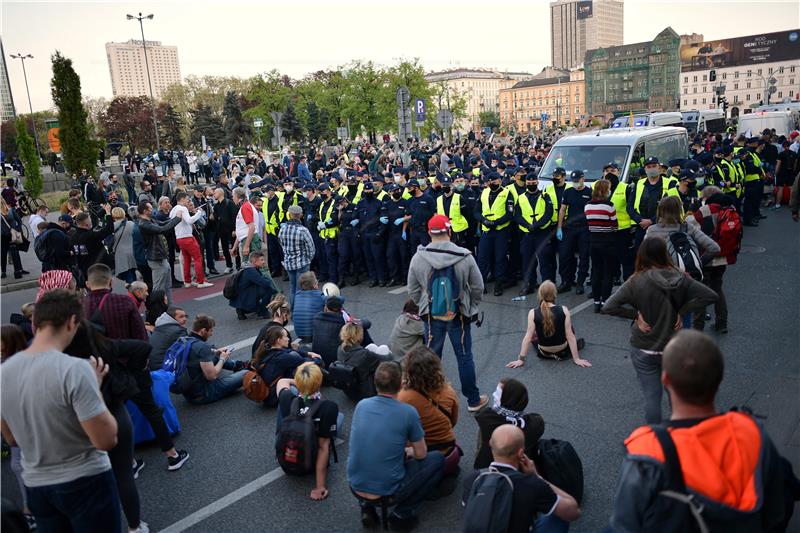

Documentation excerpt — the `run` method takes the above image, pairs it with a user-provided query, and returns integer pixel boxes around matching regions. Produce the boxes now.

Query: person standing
[213,187,238,273]
[514,172,554,295]
[316,184,340,284]
[627,156,680,252]
[384,183,411,286]
[555,170,592,295]
[0,198,26,279]
[137,201,182,304]
[407,214,488,412]
[602,238,718,424]
[278,205,316,301]
[475,172,515,296]
[170,192,212,289]
[1,290,122,532]
[584,179,618,312]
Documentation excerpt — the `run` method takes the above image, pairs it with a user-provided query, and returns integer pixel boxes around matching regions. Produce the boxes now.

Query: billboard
[680,30,800,72]
[576,0,593,19]
[44,118,60,153]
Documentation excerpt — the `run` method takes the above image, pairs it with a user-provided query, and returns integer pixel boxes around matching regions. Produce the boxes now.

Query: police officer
[627,156,679,250]
[514,172,553,295]
[506,167,528,282]
[406,178,435,250]
[280,178,304,219]
[384,183,410,286]
[475,171,515,296]
[436,175,469,248]
[357,181,388,287]
[676,169,702,216]
[336,195,361,287]
[316,183,339,284]
[556,170,592,294]
[604,162,635,282]
[303,182,327,281]
[261,184,284,276]
[741,137,765,226]
[342,173,364,204]
[544,167,571,284]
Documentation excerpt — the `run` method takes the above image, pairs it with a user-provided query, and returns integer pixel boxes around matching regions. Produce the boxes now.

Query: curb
[1,279,39,294]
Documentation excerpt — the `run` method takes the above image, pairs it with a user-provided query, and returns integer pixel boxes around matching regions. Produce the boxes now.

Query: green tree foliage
[99,96,157,154]
[306,102,327,143]
[479,111,500,131]
[15,119,43,197]
[245,70,293,130]
[50,52,96,174]
[189,104,224,148]
[222,91,250,146]
[1,120,18,159]
[281,102,303,143]
[159,103,184,147]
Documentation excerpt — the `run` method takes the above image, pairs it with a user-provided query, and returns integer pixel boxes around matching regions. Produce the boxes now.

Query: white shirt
[235,201,256,242]
[790,140,800,154]
[169,204,202,239]
[29,214,45,238]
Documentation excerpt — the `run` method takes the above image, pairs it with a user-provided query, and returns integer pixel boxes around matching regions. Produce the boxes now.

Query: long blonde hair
[537,280,557,338]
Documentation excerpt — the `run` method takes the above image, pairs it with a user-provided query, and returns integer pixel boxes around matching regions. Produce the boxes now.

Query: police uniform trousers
[361,229,387,283]
[477,227,509,284]
[521,230,555,285]
[558,226,590,286]
[743,181,761,224]
[311,231,328,281]
[324,237,339,284]
[266,233,283,276]
[386,229,409,283]
[337,227,361,280]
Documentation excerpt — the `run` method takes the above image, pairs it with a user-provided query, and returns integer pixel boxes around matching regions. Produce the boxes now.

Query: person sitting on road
[250,294,306,358]
[463,425,582,533]
[145,289,169,329]
[128,281,149,314]
[292,271,326,343]
[312,296,373,367]
[399,346,459,461]
[253,325,324,407]
[274,362,342,501]
[348,361,445,531]
[388,299,425,361]
[182,314,247,405]
[507,281,591,369]
[336,322,393,401]
[473,378,545,470]
[228,251,279,320]
[148,306,188,369]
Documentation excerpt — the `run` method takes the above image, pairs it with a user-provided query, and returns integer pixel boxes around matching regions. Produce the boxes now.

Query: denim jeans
[535,514,570,532]
[287,264,310,304]
[189,369,247,405]
[630,347,665,424]
[425,315,481,406]
[360,451,444,519]
[26,469,122,533]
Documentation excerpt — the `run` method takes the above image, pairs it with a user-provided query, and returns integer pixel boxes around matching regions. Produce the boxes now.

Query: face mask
[604,172,618,182]
[364,191,373,198]
[695,177,705,188]
[489,182,500,191]
[302,192,309,198]
[471,185,482,192]
[733,158,740,164]
[394,176,403,184]
[285,185,293,193]
[645,168,660,179]
[454,183,465,192]
[492,384,503,408]
[526,184,539,192]
[391,191,402,199]
[442,186,451,194]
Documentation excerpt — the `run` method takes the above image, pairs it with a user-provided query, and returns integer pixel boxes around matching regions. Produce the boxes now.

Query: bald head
[489,424,525,462]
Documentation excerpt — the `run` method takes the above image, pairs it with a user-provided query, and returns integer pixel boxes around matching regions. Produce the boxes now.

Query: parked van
[537,126,688,187]
[611,112,684,129]
[682,109,726,135]
[737,111,797,137]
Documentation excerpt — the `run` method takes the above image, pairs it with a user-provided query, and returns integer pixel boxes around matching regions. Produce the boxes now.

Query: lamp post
[126,12,160,151]
[9,53,41,160]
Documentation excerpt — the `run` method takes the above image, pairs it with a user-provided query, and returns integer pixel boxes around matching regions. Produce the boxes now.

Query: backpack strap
[423,247,469,258]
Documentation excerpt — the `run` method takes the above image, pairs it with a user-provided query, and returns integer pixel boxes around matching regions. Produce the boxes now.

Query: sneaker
[196,282,214,288]
[360,506,379,528]
[594,301,602,313]
[133,458,145,479]
[223,267,233,274]
[208,269,220,276]
[167,450,190,471]
[24,513,36,530]
[183,282,196,288]
[467,394,489,413]
[129,521,149,533]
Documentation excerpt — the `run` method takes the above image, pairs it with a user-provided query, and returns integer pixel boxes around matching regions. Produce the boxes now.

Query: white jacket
[169,204,203,239]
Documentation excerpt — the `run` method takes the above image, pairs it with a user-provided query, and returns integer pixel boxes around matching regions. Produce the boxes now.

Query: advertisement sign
[44,118,60,153]
[576,0,593,19]
[680,30,800,72]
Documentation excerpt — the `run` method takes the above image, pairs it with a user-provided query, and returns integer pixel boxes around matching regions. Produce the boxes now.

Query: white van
[682,109,726,135]
[611,112,684,129]
[737,111,797,137]
[537,126,688,187]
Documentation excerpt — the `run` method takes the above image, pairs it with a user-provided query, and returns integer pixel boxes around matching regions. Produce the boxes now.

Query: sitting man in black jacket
[70,207,114,287]
[311,296,373,367]
[227,251,278,320]
[137,200,181,304]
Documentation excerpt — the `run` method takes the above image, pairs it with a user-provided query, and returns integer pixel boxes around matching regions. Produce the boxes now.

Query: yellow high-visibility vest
[517,192,551,233]
[436,193,468,233]
[480,187,511,231]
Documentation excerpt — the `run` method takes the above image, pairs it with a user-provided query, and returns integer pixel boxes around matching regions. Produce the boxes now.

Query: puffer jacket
[138,216,180,261]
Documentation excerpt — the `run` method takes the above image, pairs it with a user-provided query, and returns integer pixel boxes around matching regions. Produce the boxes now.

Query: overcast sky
[2,0,799,113]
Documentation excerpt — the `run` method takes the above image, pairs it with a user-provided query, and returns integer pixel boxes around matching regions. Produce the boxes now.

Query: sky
[2,0,799,113]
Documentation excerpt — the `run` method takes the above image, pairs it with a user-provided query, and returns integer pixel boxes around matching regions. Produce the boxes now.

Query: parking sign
[415,99,426,123]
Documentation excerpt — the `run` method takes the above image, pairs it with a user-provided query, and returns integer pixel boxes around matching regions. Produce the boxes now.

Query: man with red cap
[407,214,488,412]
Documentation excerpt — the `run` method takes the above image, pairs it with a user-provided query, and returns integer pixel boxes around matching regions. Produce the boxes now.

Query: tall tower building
[105,39,181,100]
[0,37,16,122]
[550,0,624,70]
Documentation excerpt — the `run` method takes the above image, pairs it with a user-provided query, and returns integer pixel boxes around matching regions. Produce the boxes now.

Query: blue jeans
[425,315,480,406]
[287,264,310,304]
[630,347,665,424]
[26,469,122,533]
[190,369,247,405]
[360,452,444,519]
[535,514,570,532]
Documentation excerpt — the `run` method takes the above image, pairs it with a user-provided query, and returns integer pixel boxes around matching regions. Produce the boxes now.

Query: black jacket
[213,198,237,233]
[311,312,346,367]
[336,344,392,401]
[70,217,114,277]
[138,216,181,261]
[39,222,73,271]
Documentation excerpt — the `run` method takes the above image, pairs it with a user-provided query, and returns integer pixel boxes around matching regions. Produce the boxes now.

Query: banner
[576,0,593,19]
[44,118,60,153]
[680,30,799,72]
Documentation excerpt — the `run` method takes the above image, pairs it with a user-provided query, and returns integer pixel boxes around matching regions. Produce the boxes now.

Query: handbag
[2,216,22,244]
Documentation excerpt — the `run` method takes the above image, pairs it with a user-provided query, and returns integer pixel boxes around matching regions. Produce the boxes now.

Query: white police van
[610,112,684,129]
[536,126,688,188]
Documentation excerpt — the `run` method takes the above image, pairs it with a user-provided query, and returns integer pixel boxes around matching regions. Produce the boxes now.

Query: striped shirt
[584,200,618,233]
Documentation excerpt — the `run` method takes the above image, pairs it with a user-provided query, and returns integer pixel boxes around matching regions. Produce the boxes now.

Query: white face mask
[492,384,503,408]
[285,185,293,193]
[394,176,403,184]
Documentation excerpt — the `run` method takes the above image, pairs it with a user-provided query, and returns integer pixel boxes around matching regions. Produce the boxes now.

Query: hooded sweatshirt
[602,268,718,351]
[148,312,187,368]
[407,240,484,318]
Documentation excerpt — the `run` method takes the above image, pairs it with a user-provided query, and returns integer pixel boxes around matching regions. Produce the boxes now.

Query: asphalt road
[2,208,799,533]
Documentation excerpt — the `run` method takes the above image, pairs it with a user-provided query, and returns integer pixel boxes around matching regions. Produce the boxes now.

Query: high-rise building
[0,37,16,122]
[550,0,624,70]
[106,39,181,100]
[584,27,681,117]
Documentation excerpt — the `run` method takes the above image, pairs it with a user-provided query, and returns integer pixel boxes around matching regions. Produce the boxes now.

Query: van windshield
[539,145,630,181]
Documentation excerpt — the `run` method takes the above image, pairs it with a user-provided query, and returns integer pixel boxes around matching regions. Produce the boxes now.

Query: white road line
[569,299,595,316]
[158,437,345,533]
[226,326,294,354]
[388,286,407,295]
[194,291,223,301]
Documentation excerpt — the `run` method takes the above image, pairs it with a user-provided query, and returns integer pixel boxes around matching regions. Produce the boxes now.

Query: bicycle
[16,190,46,217]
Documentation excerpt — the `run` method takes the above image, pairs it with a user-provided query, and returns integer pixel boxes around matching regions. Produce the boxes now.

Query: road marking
[226,326,294,354]
[569,299,595,316]
[388,286,407,295]
[195,291,223,301]
[158,437,345,533]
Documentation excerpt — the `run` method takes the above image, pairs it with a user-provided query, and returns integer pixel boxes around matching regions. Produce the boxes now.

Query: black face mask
[364,191,374,198]
[488,182,500,191]
[391,191,402,199]
[442,186,451,194]
[471,185,482,192]
[526,184,539,192]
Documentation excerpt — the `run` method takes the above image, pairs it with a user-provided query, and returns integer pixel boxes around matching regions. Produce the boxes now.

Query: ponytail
[537,281,557,338]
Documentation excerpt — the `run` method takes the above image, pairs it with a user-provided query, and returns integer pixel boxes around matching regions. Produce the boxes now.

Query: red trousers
[177,236,205,284]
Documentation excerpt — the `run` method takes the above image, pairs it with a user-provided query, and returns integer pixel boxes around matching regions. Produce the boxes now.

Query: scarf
[36,270,75,302]
[302,392,322,402]
[492,404,526,428]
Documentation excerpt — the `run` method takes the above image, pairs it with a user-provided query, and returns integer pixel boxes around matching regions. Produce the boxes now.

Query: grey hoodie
[602,268,718,351]
[148,312,187,368]
[407,240,484,318]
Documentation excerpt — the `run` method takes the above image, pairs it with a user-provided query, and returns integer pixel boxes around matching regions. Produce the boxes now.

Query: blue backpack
[161,336,199,395]
[426,249,466,321]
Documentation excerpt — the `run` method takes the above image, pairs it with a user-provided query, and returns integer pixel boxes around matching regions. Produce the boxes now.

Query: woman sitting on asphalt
[336,321,392,401]
[253,325,323,407]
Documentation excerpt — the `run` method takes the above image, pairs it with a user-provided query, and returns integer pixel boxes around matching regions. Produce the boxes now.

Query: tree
[479,111,500,131]
[50,51,96,173]
[189,104,224,148]
[99,96,157,154]
[159,103,184,148]
[16,119,43,197]
[306,101,326,143]
[281,101,303,143]
[1,120,17,160]
[222,91,250,146]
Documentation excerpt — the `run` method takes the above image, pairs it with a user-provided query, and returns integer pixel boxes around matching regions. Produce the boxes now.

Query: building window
[684,76,688,83]
[734,83,739,90]
[702,98,706,104]
[791,78,795,85]
[683,99,687,106]
[746,81,751,89]
[692,98,697,104]
[703,86,707,92]
[722,73,727,80]
[683,88,687,94]
[746,94,750,101]
[778,91,783,98]
[791,90,795,97]
[735,71,739,78]
[693,75,698,82]
[747,69,752,77]
[757,68,762,75]
[790,66,795,73]
[693,87,697,93]
[702,74,707,82]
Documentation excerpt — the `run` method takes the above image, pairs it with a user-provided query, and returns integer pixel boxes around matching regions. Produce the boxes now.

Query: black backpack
[462,466,519,533]
[34,229,55,263]
[222,270,244,300]
[535,438,584,504]
[275,397,325,476]
[666,225,704,281]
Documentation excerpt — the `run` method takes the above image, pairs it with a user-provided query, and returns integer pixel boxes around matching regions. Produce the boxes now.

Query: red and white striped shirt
[584,200,618,233]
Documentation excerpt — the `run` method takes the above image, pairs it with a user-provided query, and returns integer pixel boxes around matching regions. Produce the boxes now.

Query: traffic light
[709,70,717,82]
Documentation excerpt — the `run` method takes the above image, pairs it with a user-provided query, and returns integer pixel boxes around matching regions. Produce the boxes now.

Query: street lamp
[126,12,161,151]
[9,53,41,160]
